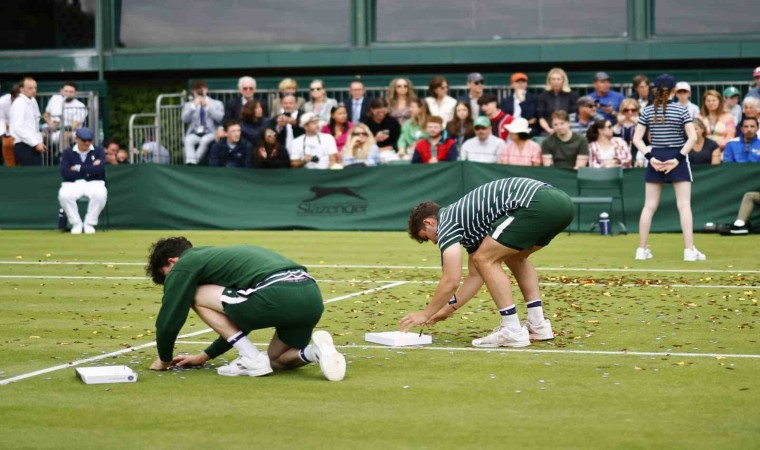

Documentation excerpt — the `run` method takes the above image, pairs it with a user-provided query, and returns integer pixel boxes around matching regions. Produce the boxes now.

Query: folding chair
[569,167,627,234]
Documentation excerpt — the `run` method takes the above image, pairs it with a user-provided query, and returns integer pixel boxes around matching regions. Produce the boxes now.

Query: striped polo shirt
[638,103,691,148]
[436,177,547,253]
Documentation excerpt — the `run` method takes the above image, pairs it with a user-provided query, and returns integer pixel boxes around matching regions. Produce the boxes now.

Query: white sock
[526,299,545,325]
[299,345,316,363]
[734,219,745,227]
[499,306,522,332]
[227,332,260,359]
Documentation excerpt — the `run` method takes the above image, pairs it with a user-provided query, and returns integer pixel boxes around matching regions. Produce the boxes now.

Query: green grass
[0,230,757,450]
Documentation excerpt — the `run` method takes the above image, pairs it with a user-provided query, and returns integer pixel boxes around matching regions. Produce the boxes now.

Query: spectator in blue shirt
[588,72,624,122]
[58,127,108,234]
[723,117,760,163]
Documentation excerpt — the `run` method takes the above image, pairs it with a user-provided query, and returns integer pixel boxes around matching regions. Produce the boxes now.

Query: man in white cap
[459,116,506,163]
[287,112,339,169]
[674,82,701,120]
[747,67,760,100]
[58,127,108,235]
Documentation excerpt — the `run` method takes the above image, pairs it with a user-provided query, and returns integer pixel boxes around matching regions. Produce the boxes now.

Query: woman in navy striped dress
[632,74,705,262]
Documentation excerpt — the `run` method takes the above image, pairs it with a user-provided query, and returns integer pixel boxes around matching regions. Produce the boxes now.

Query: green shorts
[489,186,574,251]
[221,277,324,349]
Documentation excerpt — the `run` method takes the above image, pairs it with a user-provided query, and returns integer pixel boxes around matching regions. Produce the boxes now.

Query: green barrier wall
[1,164,757,232]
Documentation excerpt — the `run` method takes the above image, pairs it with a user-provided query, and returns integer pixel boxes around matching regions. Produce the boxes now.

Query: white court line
[173,341,760,360]
[0,282,406,386]
[0,260,757,274]
[0,275,756,289]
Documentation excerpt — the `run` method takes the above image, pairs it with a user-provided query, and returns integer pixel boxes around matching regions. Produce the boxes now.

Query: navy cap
[75,127,95,141]
[654,74,676,90]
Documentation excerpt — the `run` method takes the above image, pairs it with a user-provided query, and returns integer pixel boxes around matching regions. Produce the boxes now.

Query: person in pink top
[498,118,541,166]
[586,119,632,168]
[321,103,353,154]
[699,89,735,150]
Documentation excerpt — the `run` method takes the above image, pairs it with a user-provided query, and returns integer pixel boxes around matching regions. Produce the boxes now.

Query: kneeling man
[146,237,346,381]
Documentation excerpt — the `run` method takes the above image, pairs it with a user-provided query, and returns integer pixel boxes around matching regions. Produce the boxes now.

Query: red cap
[511,72,528,83]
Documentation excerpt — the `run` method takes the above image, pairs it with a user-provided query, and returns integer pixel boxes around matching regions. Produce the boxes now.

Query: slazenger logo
[297,186,368,215]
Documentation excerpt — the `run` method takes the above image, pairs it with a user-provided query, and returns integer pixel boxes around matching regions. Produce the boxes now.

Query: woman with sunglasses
[304,79,337,127]
[613,98,646,163]
[586,119,631,168]
[252,128,290,169]
[321,104,353,154]
[425,76,456,125]
[387,78,417,126]
[342,123,380,167]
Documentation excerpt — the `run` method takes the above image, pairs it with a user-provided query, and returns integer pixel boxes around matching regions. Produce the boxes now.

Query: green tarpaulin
[1,163,757,232]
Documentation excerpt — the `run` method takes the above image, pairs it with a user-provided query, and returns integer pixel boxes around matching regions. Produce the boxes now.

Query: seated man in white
[58,127,107,234]
[287,112,339,169]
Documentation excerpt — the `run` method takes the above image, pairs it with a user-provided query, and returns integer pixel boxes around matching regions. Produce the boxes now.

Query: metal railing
[35,91,99,166]
[129,80,755,165]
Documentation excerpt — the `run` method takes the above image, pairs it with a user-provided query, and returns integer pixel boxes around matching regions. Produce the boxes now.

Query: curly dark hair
[407,201,441,243]
[146,237,193,285]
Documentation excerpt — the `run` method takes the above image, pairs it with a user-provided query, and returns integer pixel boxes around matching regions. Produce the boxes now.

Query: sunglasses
[623,108,638,112]
[241,87,254,91]
[471,80,484,85]
[474,126,488,130]
[352,132,368,137]
[585,104,598,108]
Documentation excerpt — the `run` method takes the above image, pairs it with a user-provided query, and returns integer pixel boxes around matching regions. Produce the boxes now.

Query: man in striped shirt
[401,178,574,348]
[145,237,346,381]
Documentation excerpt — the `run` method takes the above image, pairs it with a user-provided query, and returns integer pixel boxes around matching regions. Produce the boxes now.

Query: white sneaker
[217,354,273,377]
[635,247,653,260]
[472,326,530,348]
[312,330,346,382]
[70,223,83,235]
[524,319,555,341]
[83,224,96,234]
[684,247,706,261]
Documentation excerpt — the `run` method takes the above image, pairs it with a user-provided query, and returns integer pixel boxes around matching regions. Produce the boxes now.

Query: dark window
[118,0,349,47]
[0,0,95,50]
[375,0,628,42]
[654,0,760,35]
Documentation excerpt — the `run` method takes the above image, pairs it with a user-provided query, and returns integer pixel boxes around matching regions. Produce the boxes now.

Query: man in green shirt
[541,110,589,169]
[146,237,345,381]
[400,178,574,348]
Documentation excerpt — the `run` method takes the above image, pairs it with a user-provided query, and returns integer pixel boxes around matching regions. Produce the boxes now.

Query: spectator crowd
[2,67,759,170]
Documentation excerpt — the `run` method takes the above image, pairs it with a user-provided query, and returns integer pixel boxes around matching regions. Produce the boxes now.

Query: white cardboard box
[75,365,138,384]
[364,331,432,347]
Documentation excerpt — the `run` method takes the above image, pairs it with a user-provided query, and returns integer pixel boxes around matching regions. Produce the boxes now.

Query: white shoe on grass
[312,330,346,381]
[217,354,273,377]
[524,319,555,341]
[684,247,706,261]
[84,224,96,234]
[472,326,530,348]
[635,247,652,260]
[70,223,83,235]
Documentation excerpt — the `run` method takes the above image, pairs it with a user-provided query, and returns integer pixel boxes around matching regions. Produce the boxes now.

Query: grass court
[0,230,757,449]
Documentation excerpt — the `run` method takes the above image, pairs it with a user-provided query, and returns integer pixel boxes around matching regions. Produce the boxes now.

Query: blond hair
[278,78,298,91]
[544,68,571,93]
[386,78,418,110]
[618,98,639,114]
[343,123,377,161]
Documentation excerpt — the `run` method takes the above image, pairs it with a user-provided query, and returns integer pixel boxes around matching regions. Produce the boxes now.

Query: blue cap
[654,74,676,90]
[75,127,95,141]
